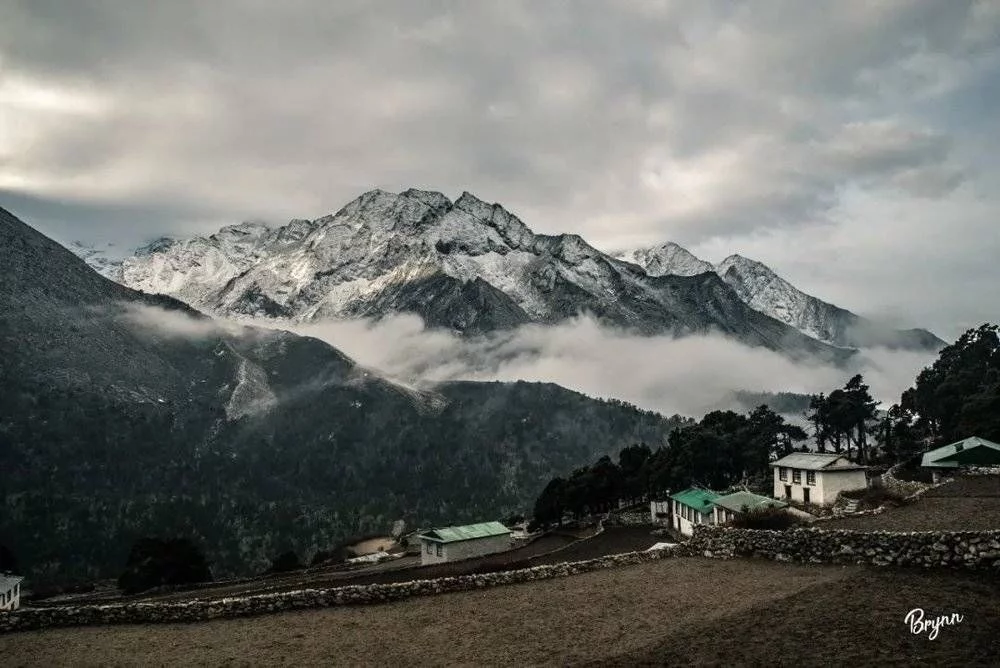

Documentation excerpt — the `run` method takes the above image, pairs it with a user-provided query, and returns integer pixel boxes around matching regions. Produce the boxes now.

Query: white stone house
[1,574,23,611]
[668,487,720,536]
[770,453,867,506]
[417,521,511,565]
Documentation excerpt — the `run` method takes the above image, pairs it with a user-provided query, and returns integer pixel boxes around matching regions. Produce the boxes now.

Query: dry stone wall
[604,511,651,526]
[0,545,691,634]
[689,525,1000,569]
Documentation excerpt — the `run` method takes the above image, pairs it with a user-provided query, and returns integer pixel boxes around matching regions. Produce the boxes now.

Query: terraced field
[822,475,1000,531]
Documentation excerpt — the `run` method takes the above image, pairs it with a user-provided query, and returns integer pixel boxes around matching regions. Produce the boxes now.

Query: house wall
[772,467,867,505]
[419,534,511,565]
[672,499,713,536]
[713,507,737,525]
[649,500,671,525]
[0,583,19,612]
[818,470,868,503]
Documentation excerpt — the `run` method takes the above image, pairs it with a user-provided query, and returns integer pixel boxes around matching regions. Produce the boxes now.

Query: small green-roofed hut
[921,437,1000,481]
[417,521,511,564]
[668,487,720,536]
[712,491,787,525]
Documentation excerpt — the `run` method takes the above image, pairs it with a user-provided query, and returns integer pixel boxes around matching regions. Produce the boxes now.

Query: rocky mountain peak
[619,242,715,277]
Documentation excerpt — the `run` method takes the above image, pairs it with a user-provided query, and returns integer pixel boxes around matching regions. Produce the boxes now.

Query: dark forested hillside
[0,206,681,584]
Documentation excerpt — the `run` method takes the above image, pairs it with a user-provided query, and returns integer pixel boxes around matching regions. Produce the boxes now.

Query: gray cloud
[2,0,999,335]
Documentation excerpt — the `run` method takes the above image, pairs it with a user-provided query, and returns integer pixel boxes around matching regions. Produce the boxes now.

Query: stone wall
[879,461,937,498]
[604,511,651,526]
[689,525,1000,569]
[0,545,691,634]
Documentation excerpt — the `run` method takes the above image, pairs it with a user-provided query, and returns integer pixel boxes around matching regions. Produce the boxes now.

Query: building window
[425,542,432,554]
[779,467,787,481]
[792,469,801,484]
[806,471,816,485]
[435,544,442,557]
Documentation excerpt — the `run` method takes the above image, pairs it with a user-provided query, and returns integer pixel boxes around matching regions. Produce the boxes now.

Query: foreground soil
[822,475,1000,531]
[4,557,998,667]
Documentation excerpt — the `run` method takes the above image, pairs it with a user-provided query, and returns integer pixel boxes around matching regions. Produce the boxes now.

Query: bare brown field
[822,475,1000,531]
[4,557,998,667]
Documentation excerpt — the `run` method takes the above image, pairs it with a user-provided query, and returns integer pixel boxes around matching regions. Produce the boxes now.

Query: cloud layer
[289,314,936,419]
[3,0,999,338]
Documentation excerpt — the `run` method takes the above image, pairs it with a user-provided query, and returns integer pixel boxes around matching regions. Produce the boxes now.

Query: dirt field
[4,557,998,667]
[822,475,1000,531]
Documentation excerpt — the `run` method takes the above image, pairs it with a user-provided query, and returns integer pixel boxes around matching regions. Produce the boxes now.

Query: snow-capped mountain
[624,243,943,350]
[74,188,861,362]
[67,241,124,281]
[614,243,715,277]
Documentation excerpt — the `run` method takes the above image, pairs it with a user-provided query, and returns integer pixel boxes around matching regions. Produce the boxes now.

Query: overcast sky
[2,0,998,338]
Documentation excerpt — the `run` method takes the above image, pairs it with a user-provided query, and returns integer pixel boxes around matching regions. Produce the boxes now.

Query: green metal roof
[668,487,720,514]
[418,521,510,544]
[713,491,788,513]
[921,437,1000,468]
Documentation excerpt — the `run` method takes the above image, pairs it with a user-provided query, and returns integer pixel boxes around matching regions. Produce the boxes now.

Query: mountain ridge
[71,189,866,363]
[619,242,944,350]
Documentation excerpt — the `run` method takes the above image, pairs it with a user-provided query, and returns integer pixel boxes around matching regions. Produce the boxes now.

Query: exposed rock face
[78,189,855,362]
[621,245,944,351]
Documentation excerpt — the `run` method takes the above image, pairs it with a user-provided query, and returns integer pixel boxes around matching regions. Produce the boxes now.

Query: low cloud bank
[288,315,937,419]
[117,304,936,419]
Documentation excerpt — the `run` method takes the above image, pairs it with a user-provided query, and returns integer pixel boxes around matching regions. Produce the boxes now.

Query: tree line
[532,404,807,526]
[534,323,1000,524]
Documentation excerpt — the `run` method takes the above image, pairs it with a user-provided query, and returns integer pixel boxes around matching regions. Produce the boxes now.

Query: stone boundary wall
[879,461,937,498]
[689,525,1000,570]
[0,544,691,634]
[605,511,650,526]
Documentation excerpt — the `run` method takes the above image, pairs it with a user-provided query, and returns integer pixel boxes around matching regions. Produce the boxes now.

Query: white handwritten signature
[905,608,964,640]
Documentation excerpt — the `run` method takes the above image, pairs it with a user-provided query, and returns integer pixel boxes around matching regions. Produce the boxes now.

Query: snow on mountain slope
[625,242,943,351]
[67,241,125,281]
[74,188,855,362]
[615,242,715,277]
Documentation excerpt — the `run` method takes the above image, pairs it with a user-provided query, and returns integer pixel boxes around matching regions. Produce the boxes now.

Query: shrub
[268,550,302,574]
[117,537,212,594]
[729,506,803,530]
[310,550,333,566]
[0,543,19,574]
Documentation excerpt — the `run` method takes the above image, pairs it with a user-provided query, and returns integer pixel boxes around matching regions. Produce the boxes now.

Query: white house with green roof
[770,452,867,506]
[417,521,511,565]
[711,491,788,525]
[669,487,720,536]
[921,436,1000,482]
